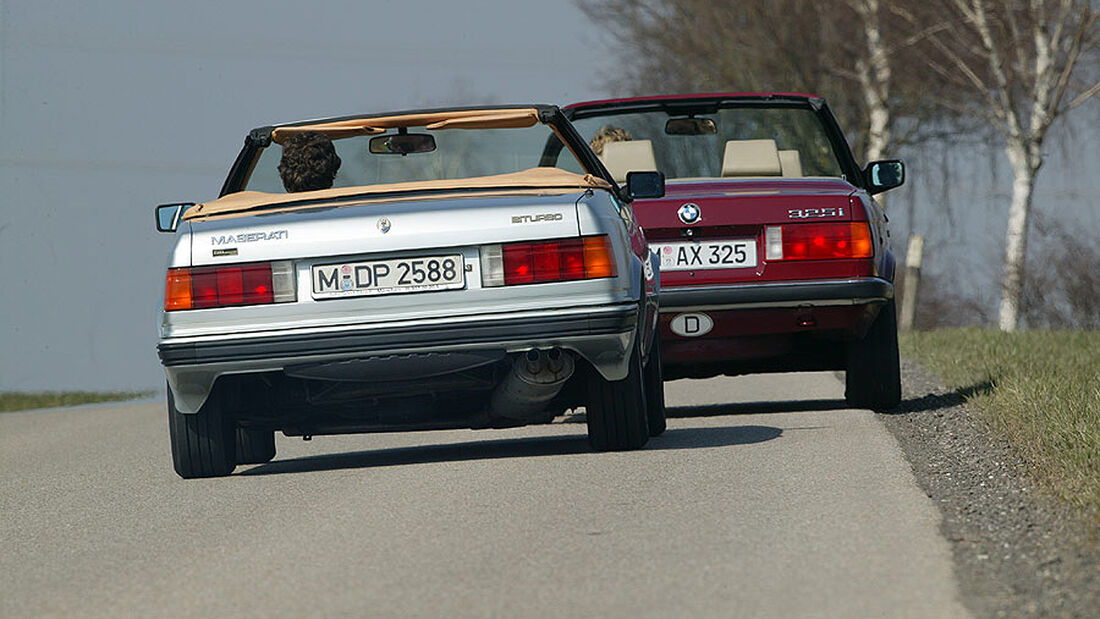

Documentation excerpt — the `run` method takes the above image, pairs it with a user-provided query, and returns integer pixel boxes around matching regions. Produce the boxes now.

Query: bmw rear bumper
[658,277,893,312]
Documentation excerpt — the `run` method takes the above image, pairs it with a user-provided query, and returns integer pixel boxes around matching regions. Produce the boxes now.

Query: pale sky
[0,0,619,391]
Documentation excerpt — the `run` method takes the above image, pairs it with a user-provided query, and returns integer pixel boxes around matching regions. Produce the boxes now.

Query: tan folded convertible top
[271,108,541,142]
[183,167,612,222]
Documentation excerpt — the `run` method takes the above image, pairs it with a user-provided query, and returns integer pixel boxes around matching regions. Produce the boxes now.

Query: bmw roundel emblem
[677,203,701,224]
[377,217,391,233]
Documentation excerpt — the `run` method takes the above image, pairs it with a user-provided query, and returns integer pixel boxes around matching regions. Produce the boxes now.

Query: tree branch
[1051,10,1097,115]
[967,0,1026,141]
[927,26,1006,121]
[1067,79,1100,109]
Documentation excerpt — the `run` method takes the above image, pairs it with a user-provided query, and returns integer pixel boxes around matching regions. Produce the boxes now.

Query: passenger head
[589,125,632,157]
[278,131,342,192]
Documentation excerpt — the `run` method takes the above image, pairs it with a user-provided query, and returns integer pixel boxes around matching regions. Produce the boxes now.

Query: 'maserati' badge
[210,230,288,245]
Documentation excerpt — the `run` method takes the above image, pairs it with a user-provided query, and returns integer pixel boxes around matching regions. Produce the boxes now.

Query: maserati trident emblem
[377,217,391,233]
[677,203,701,224]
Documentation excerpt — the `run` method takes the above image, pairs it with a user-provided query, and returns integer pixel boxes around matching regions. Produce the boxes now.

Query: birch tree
[852,0,894,162]
[920,0,1097,331]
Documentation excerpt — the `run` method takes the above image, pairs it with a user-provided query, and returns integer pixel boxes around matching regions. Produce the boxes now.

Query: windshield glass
[244,124,585,193]
[569,105,843,181]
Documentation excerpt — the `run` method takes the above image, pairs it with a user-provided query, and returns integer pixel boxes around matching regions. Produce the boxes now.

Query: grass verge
[900,328,1100,524]
[0,391,154,412]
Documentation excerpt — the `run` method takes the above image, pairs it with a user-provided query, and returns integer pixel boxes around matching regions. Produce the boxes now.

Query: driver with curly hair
[277,131,342,192]
[588,125,632,157]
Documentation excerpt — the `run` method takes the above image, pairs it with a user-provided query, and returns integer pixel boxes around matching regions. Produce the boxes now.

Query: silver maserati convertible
[155,105,665,478]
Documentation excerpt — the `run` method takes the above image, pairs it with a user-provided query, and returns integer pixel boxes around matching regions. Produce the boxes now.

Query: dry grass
[0,391,153,412]
[901,329,1100,524]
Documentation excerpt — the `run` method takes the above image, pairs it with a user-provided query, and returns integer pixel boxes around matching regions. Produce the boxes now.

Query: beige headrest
[600,140,658,183]
[779,150,803,177]
[721,139,782,176]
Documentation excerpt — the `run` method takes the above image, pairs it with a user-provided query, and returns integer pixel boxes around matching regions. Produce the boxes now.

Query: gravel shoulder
[884,358,1100,618]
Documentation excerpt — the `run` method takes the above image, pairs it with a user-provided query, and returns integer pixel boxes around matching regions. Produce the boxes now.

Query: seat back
[721,139,782,177]
[600,140,658,183]
[778,149,803,177]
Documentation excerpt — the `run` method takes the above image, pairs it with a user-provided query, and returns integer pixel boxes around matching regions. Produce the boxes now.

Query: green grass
[900,328,1100,524]
[0,391,154,412]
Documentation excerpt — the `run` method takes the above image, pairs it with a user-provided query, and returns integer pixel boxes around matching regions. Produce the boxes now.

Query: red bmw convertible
[563,94,905,410]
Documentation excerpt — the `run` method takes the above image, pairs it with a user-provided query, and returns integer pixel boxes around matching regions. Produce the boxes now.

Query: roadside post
[899,234,924,332]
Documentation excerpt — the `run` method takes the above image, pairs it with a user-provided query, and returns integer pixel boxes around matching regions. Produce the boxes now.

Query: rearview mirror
[369,133,437,155]
[865,160,905,195]
[155,202,194,233]
[665,117,717,136]
[626,171,665,200]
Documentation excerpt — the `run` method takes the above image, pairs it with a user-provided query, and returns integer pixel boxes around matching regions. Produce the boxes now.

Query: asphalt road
[1,372,970,618]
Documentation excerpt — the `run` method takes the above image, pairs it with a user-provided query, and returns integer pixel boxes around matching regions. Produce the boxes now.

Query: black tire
[168,386,237,479]
[585,348,650,451]
[235,427,276,465]
[845,299,902,411]
[643,335,667,436]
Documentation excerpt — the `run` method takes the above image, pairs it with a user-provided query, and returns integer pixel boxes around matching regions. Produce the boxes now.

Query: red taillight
[190,264,273,308]
[190,268,219,309]
[500,235,616,286]
[769,222,873,260]
[503,243,535,284]
[242,264,275,304]
[165,262,286,311]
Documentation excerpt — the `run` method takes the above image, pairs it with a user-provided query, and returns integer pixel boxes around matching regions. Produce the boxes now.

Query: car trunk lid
[187,192,585,266]
[636,179,864,286]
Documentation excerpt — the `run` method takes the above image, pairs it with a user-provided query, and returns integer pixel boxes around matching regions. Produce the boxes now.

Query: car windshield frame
[220,105,616,197]
[563,96,864,186]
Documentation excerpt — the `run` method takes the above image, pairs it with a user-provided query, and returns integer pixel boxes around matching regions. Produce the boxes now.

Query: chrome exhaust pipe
[546,347,565,373]
[525,349,543,375]
[488,348,575,421]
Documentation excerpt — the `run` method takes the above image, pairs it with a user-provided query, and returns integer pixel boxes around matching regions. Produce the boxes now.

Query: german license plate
[312,254,465,299]
[652,240,757,271]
